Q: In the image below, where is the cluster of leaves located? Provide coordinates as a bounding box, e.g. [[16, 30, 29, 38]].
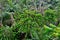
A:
[[0, 0, 60, 40], [44, 9, 57, 25], [0, 9, 60, 40]]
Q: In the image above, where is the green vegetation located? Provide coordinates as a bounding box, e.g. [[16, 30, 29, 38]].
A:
[[0, 0, 60, 40]]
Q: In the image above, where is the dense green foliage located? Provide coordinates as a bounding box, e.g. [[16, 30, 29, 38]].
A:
[[0, 9, 60, 40], [0, 0, 60, 40]]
